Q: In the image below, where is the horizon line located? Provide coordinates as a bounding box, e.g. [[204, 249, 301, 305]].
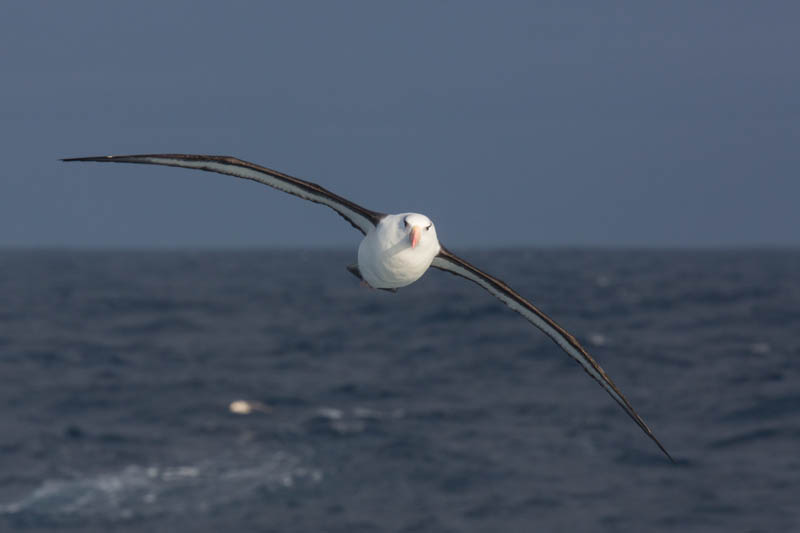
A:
[[1, 243, 798, 253]]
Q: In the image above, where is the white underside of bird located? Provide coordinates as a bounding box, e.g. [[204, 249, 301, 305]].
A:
[[357, 213, 440, 289]]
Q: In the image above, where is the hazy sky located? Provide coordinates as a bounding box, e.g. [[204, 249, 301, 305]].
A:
[[2, 1, 798, 248]]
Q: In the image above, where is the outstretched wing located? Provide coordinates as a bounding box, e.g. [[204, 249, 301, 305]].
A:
[[62, 154, 385, 235], [432, 246, 673, 462]]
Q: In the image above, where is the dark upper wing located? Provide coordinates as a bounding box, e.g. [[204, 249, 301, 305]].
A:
[[431, 246, 673, 462], [62, 154, 385, 234]]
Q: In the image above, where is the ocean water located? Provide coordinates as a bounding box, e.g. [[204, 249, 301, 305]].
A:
[[0, 248, 798, 532]]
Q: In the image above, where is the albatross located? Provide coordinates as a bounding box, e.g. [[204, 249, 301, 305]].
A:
[[63, 153, 673, 462]]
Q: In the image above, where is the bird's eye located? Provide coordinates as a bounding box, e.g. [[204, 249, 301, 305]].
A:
[[426, 224, 432, 231], [404, 219, 409, 228]]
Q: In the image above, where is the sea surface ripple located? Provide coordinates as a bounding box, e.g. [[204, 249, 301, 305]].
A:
[[1, 249, 798, 532]]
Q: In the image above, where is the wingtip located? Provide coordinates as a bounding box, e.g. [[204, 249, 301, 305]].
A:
[[648, 432, 675, 463], [663, 448, 677, 464], [62, 156, 110, 162], [659, 445, 676, 464]]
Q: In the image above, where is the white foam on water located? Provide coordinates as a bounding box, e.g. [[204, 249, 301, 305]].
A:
[[0, 450, 323, 520]]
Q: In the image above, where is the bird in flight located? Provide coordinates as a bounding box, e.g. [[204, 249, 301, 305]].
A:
[[63, 154, 673, 462]]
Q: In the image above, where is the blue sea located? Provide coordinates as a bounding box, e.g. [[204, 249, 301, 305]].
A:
[[1, 249, 798, 532]]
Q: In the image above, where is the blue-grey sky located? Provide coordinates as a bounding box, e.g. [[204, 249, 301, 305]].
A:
[[2, 1, 799, 248]]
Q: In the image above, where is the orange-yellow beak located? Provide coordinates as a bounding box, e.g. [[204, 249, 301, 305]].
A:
[[410, 225, 422, 248]]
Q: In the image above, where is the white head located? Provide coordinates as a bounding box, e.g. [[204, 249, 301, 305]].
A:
[[397, 212, 439, 255]]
